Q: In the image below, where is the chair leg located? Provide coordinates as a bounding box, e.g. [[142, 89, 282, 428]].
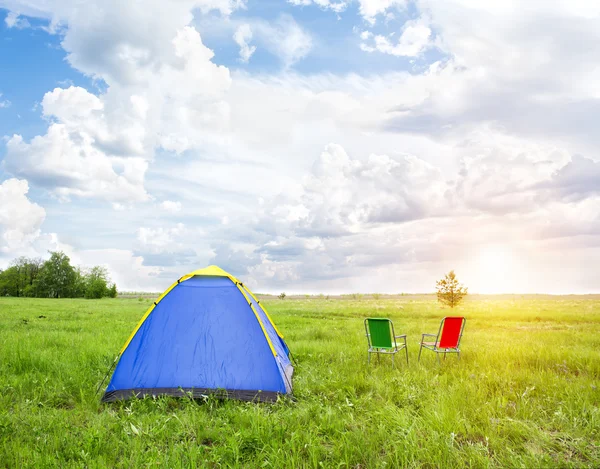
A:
[[444, 350, 447, 360], [391, 353, 394, 369], [405, 346, 409, 365], [418, 344, 423, 362], [368, 351, 371, 365]]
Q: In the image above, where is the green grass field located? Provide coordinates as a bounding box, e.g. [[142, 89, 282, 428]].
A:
[[1, 296, 599, 468]]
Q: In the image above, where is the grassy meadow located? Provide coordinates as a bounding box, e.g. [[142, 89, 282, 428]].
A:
[[0, 295, 599, 468]]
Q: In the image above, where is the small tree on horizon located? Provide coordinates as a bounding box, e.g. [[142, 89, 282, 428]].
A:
[[436, 270, 468, 308]]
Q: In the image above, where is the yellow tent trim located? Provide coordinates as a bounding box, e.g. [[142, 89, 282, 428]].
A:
[[117, 265, 278, 358], [234, 284, 277, 357], [241, 286, 284, 339]]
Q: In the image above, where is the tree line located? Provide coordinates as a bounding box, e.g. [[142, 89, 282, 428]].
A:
[[0, 251, 117, 299]]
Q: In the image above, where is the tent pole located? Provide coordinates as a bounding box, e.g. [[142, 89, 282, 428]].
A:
[[95, 355, 120, 396]]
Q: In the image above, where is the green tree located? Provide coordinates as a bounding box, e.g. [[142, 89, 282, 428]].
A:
[[0, 267, 19, 297], [436, 270, 468, 308], [34, 251, 77, 298], [0, 253, 118, 298], [72, 267, 88, 298], [11, 257, 44, 297], [84, 266, 110, 299]]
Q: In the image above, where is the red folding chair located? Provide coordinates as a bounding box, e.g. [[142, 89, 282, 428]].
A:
[[418, 317, 466, 363]]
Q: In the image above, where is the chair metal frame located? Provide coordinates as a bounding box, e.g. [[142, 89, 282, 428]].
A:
[[418, 316, 466, 363], [364, 318, 408, 368]]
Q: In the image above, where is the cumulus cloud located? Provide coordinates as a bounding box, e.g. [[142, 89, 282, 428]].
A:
[[15, 0, 240, 86], [159, 200, 183, 212], [134, 222, 211, 268], [4, 22, 232, 202], [360, 17, 431, 56], [233, 24, 256, 63], [0, 179, 46, 253], [137, 223, 187, 250], [291, 143, 446, 232], [3, 0, 600, 293], [358, 0, 407, 24], [5, 122, 150, 203], [540, 155, 600, 202], [204, 138, 600, 292]]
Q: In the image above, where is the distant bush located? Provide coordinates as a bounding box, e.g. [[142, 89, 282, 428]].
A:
[[278, 292, 286, 300]]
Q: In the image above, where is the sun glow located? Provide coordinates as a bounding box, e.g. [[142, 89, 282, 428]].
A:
[[470, 245, 518, 294]]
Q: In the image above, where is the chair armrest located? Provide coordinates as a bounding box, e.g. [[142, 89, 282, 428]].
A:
[[395, 334, 406, 338], [420, 333, 437, 344]]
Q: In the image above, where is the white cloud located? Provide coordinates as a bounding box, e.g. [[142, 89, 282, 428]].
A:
[[2, 0, 600, 294], [540, 155, 600, 202], [196, 14, 314, 68], [159, 200, 183, 212], [0, 179, 46, 253], [358, 0, 407, 24], [287, 0, 348, 13], [5, 123, 150, 203], [201, 136, 600, 292], [134, 222, 205, 268], [296, 143, 446, 230], [73, 248, 164, 292], [4, 23, 232, 202], [0, 93, 11, 108], [4, 11, 30, 28], [361, 17, 432, 57], [288, 0, 405, 21], [137, 223, 186, 249], [5, 0, 239, 86], [233, 24, 256, 63], [252, 15, 313, 68]]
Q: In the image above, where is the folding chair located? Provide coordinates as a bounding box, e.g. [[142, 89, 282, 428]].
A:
[[364, 318, 408, 367], [418, 316, 466, 363]]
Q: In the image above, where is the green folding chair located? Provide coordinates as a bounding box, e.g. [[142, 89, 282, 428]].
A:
[[364, 318, 408, 367]]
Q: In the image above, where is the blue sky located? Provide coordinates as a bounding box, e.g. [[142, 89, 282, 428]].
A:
[[0, 0, 599, 294]]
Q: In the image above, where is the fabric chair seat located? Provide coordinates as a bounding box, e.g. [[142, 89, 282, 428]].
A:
[[418, 317, 466, 363], [364, 318, 408, 367]]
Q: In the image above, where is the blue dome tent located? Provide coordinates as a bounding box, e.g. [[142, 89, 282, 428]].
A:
[[102, 266, 293, 402]]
